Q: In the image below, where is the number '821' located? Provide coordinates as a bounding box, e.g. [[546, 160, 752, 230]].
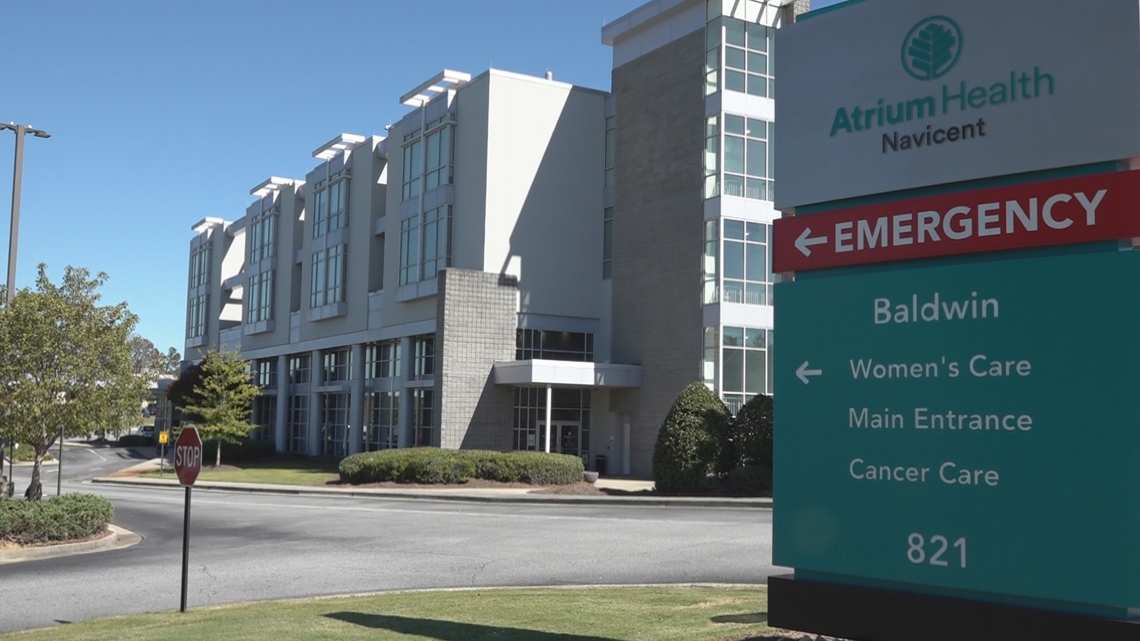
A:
[[908, 533, 966, 568]]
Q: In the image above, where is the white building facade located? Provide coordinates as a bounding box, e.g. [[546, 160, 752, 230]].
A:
[[184, 0, 806, 476]]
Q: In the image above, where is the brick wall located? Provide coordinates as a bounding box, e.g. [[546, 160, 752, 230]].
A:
[[610, 29, 706, 477], [435, 268, 517, 450]]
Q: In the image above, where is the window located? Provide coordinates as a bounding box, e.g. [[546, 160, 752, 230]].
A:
[[604, 116, 616, 188], [720, 326, 774, 413], [722, 219, 773, 305], [412, 389, 434, 446], [288, 353, 311, 385], [322, 348, 350, 383], [251, 396, 276, 442], [512, 387, 591, 459], [320, 392, 349, 457], [704, 115, 720, 199], [602, 207, 613, 280], [707, 15, 775, 98], [413, 335, 435, 379], [312, 171, 348, 238], [702, 220, 719, 304], [723, 115, 774, 201], [516, 330, 594, 362], [186, 294, 208, 339], [256, 360, 276, 388], [365, 340, 402, 379], [310, 244, 347, 308], [401, 139, 422, 200], [248, 211, 276, 264], [189, 246, 211, 288], [399, 206, 452, 285], [423, 126, 453, 191], [287, 395, 309, 453], [246, 270, 275, 324], [365, 391, 400, 451]]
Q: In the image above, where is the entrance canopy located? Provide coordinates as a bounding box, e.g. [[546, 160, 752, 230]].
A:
[[493, 360, 642, 388]]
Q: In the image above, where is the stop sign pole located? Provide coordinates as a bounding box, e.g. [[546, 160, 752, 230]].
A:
[[173, 426, 202, 613]]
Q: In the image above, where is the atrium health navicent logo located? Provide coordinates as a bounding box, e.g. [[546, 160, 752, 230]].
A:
[[902, 16, 962, 81]]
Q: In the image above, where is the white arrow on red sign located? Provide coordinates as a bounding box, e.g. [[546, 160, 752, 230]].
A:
[[795, 228, 828, 257]]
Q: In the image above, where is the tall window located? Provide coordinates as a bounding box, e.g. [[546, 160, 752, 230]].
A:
[[413, 335, 435, 380], [365, 391, 400, 451], [189, 246, 211, 288], [706, 14, 775, 97], [399, 206, 451, 285], [288, 353, 311, 385], [321, 392, 349, 457], [602, 207, 613, 280], [248, 211, 276, 264], [704, 115, 720, 199], [312, 170, 348, 238], [423, 126, 452, 191], [247, 270, 275, 324], [401, 134, 422, 201], [365, 340, 401, 379], [721, 326, 774, 413], [287, 395, 309, 453], [412, 389, 434, 446], [723, 115, 774, 201], [187, 294, 208, 339], [604, 116, 616, 188], [702, 220, 719, 304], [310, 244, 347, 308], [722, 219, 772, 305], [252, 396, 276, 442]]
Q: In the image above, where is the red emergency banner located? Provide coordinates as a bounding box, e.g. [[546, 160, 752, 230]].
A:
[[773, 170, 1140, 273]]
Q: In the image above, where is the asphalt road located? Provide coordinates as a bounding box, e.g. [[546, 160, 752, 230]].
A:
[[0, 445, 778, 634]]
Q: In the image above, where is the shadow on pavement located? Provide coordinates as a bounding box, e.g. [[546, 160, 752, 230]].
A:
[[324, 612, 623, 641]]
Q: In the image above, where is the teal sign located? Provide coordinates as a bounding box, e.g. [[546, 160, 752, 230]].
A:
[[903, 17, 963, 81], [773, 248, 1140, 610]]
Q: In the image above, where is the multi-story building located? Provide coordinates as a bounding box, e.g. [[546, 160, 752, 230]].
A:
[[183, 0, 807, 477]]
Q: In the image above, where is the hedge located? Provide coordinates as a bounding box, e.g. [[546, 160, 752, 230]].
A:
[[339, 448, 584, 486], [201, 437, 276, 463], [0, 493, 115, 545]]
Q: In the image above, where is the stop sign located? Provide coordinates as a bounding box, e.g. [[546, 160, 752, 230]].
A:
[[174, 427, 203, 486]]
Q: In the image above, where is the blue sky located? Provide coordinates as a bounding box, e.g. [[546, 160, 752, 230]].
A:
[[0, 0, 843, 354]]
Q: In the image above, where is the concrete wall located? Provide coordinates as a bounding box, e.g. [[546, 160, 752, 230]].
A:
[[610, 29, 707, 477], [435, 268, 517, 450]]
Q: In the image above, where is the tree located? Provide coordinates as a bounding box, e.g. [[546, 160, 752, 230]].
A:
[[128, 334, 162, 377], [166, 361, 205, 423], [0, 265, 147, 500], [162, 347, 182, 375], [180, 349, 259, 467], [652, 382, 729, 494]]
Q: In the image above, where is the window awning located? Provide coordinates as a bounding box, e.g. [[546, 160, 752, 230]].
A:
[[493, 360, 642, 388]]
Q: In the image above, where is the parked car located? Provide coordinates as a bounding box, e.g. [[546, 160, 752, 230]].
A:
[[137, 425, 156, 441]]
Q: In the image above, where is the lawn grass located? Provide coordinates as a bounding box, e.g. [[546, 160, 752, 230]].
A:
[[4, 586, 787, 641], [142, 457, 339, 487]]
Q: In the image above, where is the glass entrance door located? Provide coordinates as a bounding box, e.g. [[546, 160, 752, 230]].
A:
[[538, 422, 582, 459]]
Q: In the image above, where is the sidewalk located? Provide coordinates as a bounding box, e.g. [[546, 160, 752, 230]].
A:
[[92, 460, 772, 509]]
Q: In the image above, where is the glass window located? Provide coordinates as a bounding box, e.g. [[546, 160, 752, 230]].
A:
[[398, 206, 451, 286], [721, 219, 773, 306], [414, 335, 435, 379], [287, 395, 309, 454], [516, 330, 594, 362], [401, 140, 422, 201], [413, 389, 434, 446], [365, 391, 400, 451], [604, 116, 616, 188], [719, 326, 774, 405], [704, 115, 720, 199], [366, 340, 402, 379], [722, 112, 774, 201], [246, 270, 275, 324]]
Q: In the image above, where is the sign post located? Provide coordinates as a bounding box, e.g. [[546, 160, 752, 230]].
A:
[[173, 426, 201, 613]]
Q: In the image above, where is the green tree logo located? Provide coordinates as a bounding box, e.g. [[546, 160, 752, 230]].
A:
[[902, 16, 962, 81]]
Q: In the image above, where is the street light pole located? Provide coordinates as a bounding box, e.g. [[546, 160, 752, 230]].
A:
[[0, 122, 50, 304]]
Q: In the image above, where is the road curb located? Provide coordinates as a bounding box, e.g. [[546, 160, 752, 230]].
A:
[[91, 477, 772, 509], [0, 524, 141, 564]]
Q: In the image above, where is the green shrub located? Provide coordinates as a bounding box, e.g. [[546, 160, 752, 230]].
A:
[[652, 382, 729, 494], [339, 449, 584, 486], [201, 437, 275, 464], [731, 394, 773, 478], [0, 493, 114, 545], [723, 464, 771, 496]]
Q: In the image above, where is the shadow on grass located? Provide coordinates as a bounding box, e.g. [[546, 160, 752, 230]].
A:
[[325, 612, 623, 640], [711, 612, 768, 624]]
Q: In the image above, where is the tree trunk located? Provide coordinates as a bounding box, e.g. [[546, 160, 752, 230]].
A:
[[216, 439, 222, 468], [25, 449, 44, 501]]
